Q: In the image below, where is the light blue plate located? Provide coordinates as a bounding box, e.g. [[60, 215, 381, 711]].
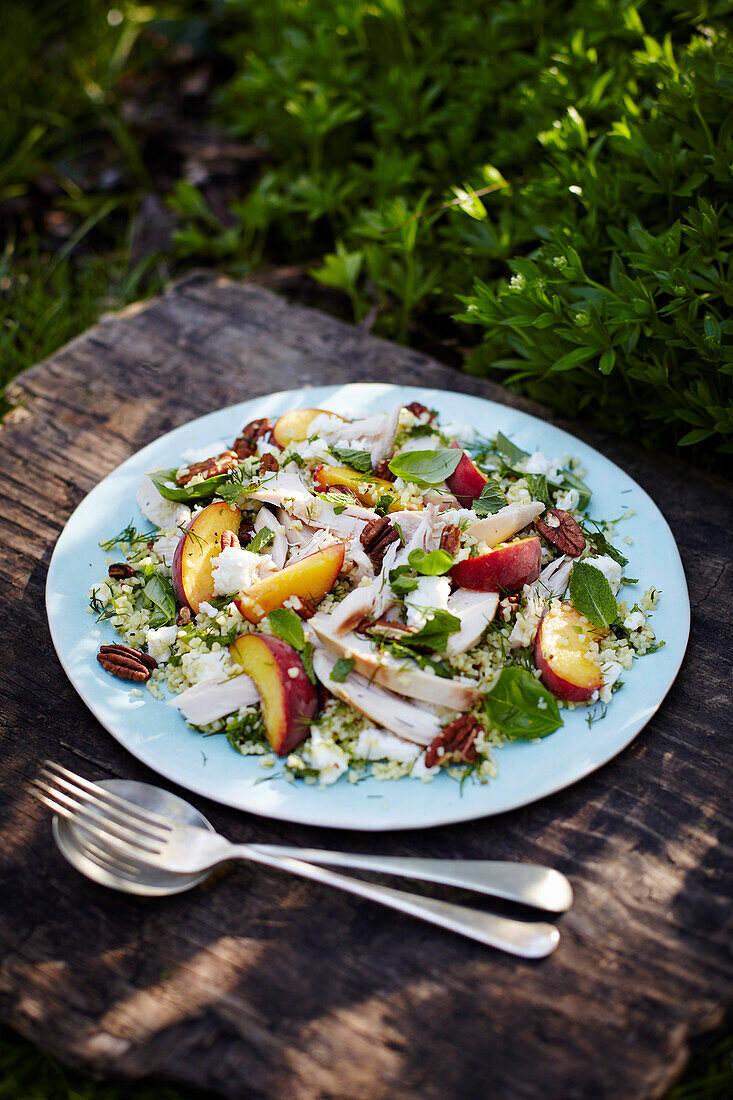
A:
[[45, 383, 689, 831]]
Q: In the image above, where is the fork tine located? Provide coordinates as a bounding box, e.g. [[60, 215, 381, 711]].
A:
[[82, 836, 142, 874], [39, 766, 168, 843], [42, 761, 173, 832], [30, 779, 162, 855], [82, 840, 142, 882], [30, 786, 132, 851]]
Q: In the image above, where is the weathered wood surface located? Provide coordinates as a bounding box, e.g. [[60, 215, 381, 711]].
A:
[[1, 272, 731, 1100]]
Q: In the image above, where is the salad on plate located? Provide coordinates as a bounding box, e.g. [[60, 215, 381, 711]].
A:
[[89, 400, 661, 789]]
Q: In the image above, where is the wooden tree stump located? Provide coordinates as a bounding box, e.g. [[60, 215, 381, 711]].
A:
[[0, 272, 730, 1099]]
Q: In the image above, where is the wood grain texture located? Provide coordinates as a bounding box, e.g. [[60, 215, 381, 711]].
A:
[[0, 272, 731, 1100]]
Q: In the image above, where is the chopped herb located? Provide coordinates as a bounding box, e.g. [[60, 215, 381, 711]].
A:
[[331, 446, 372, 473], [473, 479, 508, 516], [100, 521, 157, 551], [389, 565, 419, 595], [330, 657, 355, 682], [401, 609, 461, 652], [484, 667, 563, 740], [245, 527, 275, 554], [583, 520, 628, 567], [375, 492, 394, 516], [525, 473, 553, 508]]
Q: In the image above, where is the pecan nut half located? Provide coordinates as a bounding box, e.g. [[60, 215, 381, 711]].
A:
[[221, 529, 240, 551], [360, 516, 400, 568], [177, 606, 192, 626], [404, 401, 437, 423], [439, 524, 461, 557], [535, 508, 586, 557], [290, 596, 317, 620], [97, 644, 158, 682], [233, 417, 272, 459], [108, 562, 135, 579], [425, 715, 482, 769], [176, 450, 239, 487], [259, 453, 279, 476]]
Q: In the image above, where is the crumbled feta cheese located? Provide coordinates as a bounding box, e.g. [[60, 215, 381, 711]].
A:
[[555, 488, 580, 512], [180, 648, 232, 686], [211, 547, 262, 596], [354, 727, 421, 763], [287, 667, 300, 679], [410, 752, 437, 781], [600, 657, 624, 688], [405, 575, 451, 630], [584, 554, 623, 594], [146, 625, 178, 661], [306, 731, 349, 785], [153, 533, 181, 568], [136, 473, 191, 532], [197, 601, 220, 619], [523, 450, 561, 481], [623, 610, 646, 631]]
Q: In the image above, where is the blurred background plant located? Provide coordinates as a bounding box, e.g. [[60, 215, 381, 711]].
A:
[[1, 0, 730, 453]]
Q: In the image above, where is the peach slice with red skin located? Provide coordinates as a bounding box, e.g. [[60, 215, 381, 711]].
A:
[[271, 408, 346, 450], [312, 464, 400, 511], [234, 541, 345, 623], [172, 501, 241, 613], [451, 536, 542, 592], [229, 634, 317, 755], [445, 442, 488, 507], [534, 603, 604, 702]]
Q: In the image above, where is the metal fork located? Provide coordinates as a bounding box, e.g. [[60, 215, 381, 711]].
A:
[[31, 762, 567, 957]]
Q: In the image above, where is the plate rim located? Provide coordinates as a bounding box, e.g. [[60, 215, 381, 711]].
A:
[[45, 382, 690, 831]]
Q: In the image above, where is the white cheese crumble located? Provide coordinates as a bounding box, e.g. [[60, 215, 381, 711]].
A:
[[354, 727, 421, 763], [136, 474, 191, 532], [555, 487, 580, 512], [152, 533, 181, 569], [211, 547, 262, 596], [306, 730, 349, 785], [522, 450, 561, 481], [623, 610, 646, 631], [405, 575, 451, 630], [180, 648, 232, 686], [146, 625, 178, 661], [585, 554, 623, 595]]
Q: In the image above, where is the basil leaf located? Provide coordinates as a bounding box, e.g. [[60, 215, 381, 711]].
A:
[[331, 447, 373, 473], [388, 448, 462, 487], [142, 573, 176, 627], [150, 468, 233, 503], [245, 527, 275, 554], [408, 547, 454, 575], [559, 469, 592, 511], [473, 480, 508, 516], [402, 609, 461, 652], [330, 657, 355, 682], [484, 667, 562, 740], [494, 432, 529, 465], [525, 473, 553, 508], [389, 565, 419, 595], [267, 608, 305, 651], [568, 562, 618, 630]]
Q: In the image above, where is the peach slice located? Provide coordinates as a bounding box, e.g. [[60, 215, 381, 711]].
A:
[[451, 536, 542, 591], [534, 603, 603, 702], [229, 634, 317, 754], [172, 501, 241, 613], [313, 464, 400, 511], [271, 408, 345, 449], [235, 541, 345, 623], [445, 443, 488, 507]]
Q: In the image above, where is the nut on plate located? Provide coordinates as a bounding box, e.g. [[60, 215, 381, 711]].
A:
[[360, 516, 400, 568], [233, 417, 272, 459], [404, 401, 436, 423], [176, 450, 239, 487], [97, 644, 158, 682], [440, 524, 461, 556], [425, 715, 483, 768], [108, 562, 135, 579], [535, 508, 586, 557]]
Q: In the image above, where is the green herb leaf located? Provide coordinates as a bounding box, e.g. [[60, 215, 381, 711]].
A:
[[559, 470, 592, 511], [525, 473, 553, 508], [100, 521, 157, 551], [388, 448, 462, 487], [389, 565, 419, 595], [300, 641, 316, 685], [408, 547, 454, 575], [494, 432, 529, 465], [267, 608, 305, 651], [473, 479, 508, 516], [583, 522, 628, 567], [149, 468, 234, 503], [331, 447, 373, 473], [245, 527, 275, 554], [330, 656, 355, 682], [402, 609, 461, 652], [375, 493, 394, 517], [484, 667, 562, 740], [568, 562, 618, 630], [141, 572, 176, 627]]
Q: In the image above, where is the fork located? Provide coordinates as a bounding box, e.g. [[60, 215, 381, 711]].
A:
[[31, 761, 568, 956]]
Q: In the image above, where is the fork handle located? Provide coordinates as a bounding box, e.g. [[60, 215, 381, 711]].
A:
[[248, 846, 573, 913], [229, 846, 559, 958]]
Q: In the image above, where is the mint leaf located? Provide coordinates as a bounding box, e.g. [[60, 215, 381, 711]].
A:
[[402, 609, 461, 652], [494, 432, 529, 465], [525, 473, 553, 508], [408, 547, 454, 575], [583, 522, 628, 567], [484, 667, 562, 740], [389, 565, 419, 595], [330, 657, 355, 682], [331, 447, 373, 473], [267, 608, 305, 651], [568, 562, 618, 630], [245, 527, 275, 554], [473, 480, 508, 516], [388, 448, 462, 487]]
